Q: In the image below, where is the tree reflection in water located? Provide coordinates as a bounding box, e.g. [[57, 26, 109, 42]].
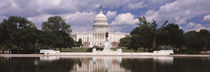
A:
[[0, 56, 210, 72], [120, 57, 210, 72], [0, 57, 80, 72]]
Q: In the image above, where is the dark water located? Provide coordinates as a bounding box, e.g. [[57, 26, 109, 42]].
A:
[[0, 56, 210, 72]]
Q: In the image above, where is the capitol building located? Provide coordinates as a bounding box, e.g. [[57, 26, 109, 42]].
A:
[[71, 6, 129, 48]]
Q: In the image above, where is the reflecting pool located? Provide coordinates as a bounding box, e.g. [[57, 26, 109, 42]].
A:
[[0, 56, 210, 72]]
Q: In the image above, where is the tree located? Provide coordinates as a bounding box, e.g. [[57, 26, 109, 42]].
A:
[[129, 27, 142, 51], [36, 30, 56, 49], [0, 16, 38, 53], [0, 23, 4, 51], [0, 17, 18, 52], [119, 37, 131, 48], [130, 16, 159, 51], [183, 29, 210, 53], [157, 23, 184, 53], [75, 39, 82, 47], [160, 24, 184, 47], [199, 29, 210, 51], [208, 31, 210, 51], [42, 16, 71, 33], [129, 16, 185, 52], [41, 16, 74, 51]]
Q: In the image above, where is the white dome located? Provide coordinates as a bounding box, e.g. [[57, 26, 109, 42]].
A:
[[96, 12, 106, 17], [92, 5, 110, 33], [94, 6, 108, 25], [95, 13, 107, 21], [94, 13, 108, 25]]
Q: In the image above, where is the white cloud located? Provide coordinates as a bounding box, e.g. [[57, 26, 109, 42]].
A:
[[1, 0, 209, 33], [110, 24, 136, 33], [0, 0, 99, 17], [110, 26, 122, 32], [111, 13, 138, 25], [27, 14, 53, 29], [0, 0, 137, 17], [203, 14, 210, 21], [102, 0, 130, 8], [0, 0, 173, 18], [144, 10, 159, 22], [145, 0, 210, 25], [127, 2, 144, 9], [106, 11, 117, 20], [28, 11, 96, 32], [62, 11, 96, 32], [110, 13, 138, 32], [0, 16, 7, 22], [186, 22, 210, 31]]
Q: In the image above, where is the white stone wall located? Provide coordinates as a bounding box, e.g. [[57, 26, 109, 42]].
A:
[[71, 32, 129, 48]]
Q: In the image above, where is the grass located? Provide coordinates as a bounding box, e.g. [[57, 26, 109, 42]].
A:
[[122, 48, 144, 52], [55, 48, 144, 52], [56, 48, 88, 52]]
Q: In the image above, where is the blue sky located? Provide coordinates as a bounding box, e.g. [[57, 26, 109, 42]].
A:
[[0, 0, 210, 33]]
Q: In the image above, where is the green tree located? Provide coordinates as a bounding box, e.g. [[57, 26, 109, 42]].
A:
[[130, 16, 159, 51], [119, 37, 132, 48], [208, 31, 210, 51], [36, 30, 56, 49], [0, 16, 38, 53], [42, 16, 71, 33], [158, 23, 184, 53], [160, 24, 184, 47], [129, 16, 184, 52], [0, 17, 18, 52], [41, 16, 74, 51], [184, 31, 200, 53], [199, 29, 209, 51], [75, 39, 82, 47], [0, 23, 4, 51], [183, 29, 210, 53]]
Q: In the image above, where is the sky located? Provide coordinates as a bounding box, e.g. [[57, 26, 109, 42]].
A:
[[0, 0, 210, 33]]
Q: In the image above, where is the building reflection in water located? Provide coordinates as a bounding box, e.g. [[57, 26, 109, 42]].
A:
[[71, 56, 130, 72], [38, 56, 174, 72], [40, 56, 60, 61], [153, 56, 174, 64]]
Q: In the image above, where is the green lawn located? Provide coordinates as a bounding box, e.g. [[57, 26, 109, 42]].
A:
[[56, 48, 144, 52], [56, 48, 88, 52], [122, 48, 144, 52]]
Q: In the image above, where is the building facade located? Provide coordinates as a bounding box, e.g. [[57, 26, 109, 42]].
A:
[[71, 6, 129, 48]]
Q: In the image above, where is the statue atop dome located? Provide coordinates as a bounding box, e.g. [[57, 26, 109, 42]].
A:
[[99, 5, 103, 14]]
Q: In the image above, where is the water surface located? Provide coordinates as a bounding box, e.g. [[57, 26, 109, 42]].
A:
[[0, 56, 209, 72]]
